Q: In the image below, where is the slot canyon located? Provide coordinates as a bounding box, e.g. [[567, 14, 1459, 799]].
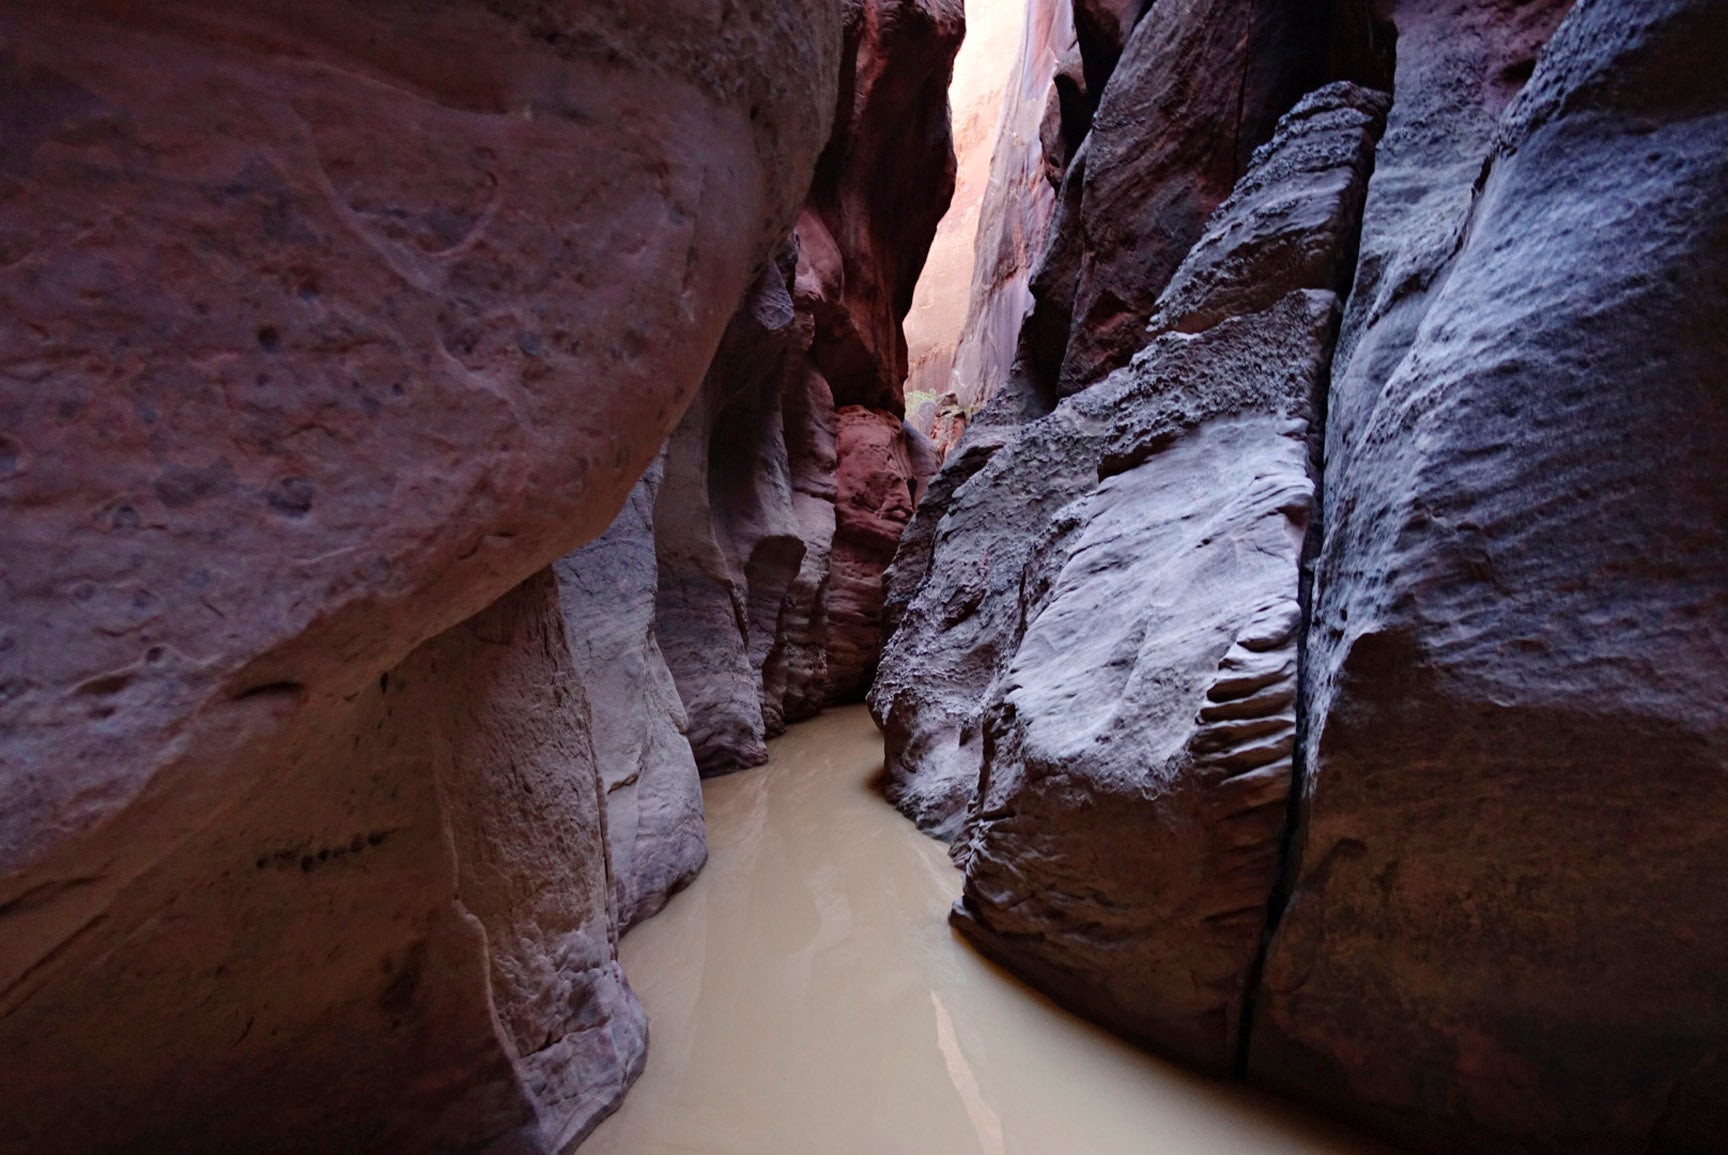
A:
[[0, 1, 1723, 1153]]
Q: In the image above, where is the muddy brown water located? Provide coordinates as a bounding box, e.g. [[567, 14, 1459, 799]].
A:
[[584, 705, 1394, 1155]]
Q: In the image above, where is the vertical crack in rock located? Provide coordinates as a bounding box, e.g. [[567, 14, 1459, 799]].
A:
[[1247, 2, 1728, 1151], [872, 0, 1334, 841], [900, 81, 1388, 1072]]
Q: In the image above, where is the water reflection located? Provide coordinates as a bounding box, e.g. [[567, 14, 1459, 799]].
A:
[[583, 706, 1393, 1155]]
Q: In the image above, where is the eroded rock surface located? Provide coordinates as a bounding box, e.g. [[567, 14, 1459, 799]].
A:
[[882, 0, 1728, 1150], [1054, 0, 1325, 393], [556, 464, 706, 931], [948, 84, 1386, 1073], [903, 0, 1029, 415], [655, 254, 808, 775], [1250, 2, 1728, 1151], [651, 0, 964, 746], [925, 0, 1074, 454], [0, 2, 840, 1149], [805, 0, 966, 413], [824, 407, 935, 704], [5, 572, 649, 1154]]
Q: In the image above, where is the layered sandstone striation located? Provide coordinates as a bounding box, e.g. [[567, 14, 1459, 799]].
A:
[[1249, 1, 1728, 1150], [0, 2, 841, 1150], [877, 0, 1728, 1151], [947, 84, 1387, 1072]]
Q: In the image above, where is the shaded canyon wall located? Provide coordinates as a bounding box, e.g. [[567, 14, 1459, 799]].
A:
[[0, 0, 957, 1150], [873, 0, 1728, 1151]]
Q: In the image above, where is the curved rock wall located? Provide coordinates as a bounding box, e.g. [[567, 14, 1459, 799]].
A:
[[902, 0, 1030, 421], [948, 83, 1387, 1073], [0, 2, 841, 1149], [1250, 1, 1728, 1150], [875, 0, 1728, 1150], [609, 0, 961, 782]]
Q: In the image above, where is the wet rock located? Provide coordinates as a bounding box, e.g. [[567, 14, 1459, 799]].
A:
[[556, 463, 706, 931], [1249, 2, 1728, 1150], [0, 3, 840, 1149]]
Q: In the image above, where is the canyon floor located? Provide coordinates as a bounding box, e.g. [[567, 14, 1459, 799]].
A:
[[584, 706, 1397, 1155]]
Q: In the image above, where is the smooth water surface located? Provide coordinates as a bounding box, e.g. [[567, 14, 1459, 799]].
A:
[[584, 706, 1394, 1155]]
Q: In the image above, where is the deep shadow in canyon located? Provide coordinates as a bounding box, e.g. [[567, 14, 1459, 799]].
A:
[[0, 1, 1724, 1154]]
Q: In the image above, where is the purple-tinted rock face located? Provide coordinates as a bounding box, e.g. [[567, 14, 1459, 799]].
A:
[[878, 0, 1728, 1150], [947, 83, 1387, 1074], [639, 0, 964, 771], [7, 1, 1727, 1153], [0, 2, 841, 1150], [1251, 2, 1728, 1150]]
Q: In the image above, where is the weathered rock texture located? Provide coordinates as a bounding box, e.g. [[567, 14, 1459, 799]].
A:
[[0, 2, 840, 1150], [823, 406, 936, 703], [641, 0, 963, 764], [878, 0, 1728, 1151], [1249, 2, 1728, 1151], [655, 253, 809, 775], [555, 464, 706, 931], [948, 83, 1386, 1073], [804, 0, 965, 414], [875, 0, 1339, 839], [1052, 0, 1327, 394]]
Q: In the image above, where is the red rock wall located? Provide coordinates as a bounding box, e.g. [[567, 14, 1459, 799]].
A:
[[631, 0, 966, 761], [0, 2, 841, 1149]]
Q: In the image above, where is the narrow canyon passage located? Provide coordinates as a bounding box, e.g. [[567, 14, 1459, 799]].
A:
[[585, 707, 1392, 1155]]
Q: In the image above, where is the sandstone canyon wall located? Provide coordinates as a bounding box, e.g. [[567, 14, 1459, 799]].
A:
[[902, 0, 1028, 425], [875, 0, 1728, 1151], [0, 0, 960, 1150], [618, 0, 962, 781], [918, 0, 1073, 454]]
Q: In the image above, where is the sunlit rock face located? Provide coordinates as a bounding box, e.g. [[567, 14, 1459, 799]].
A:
[[0, 1, 839, 1149], [902, 0, 1031, 426], [925, 0, 1075, 455], [1250, 2, 1728, 1151]]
